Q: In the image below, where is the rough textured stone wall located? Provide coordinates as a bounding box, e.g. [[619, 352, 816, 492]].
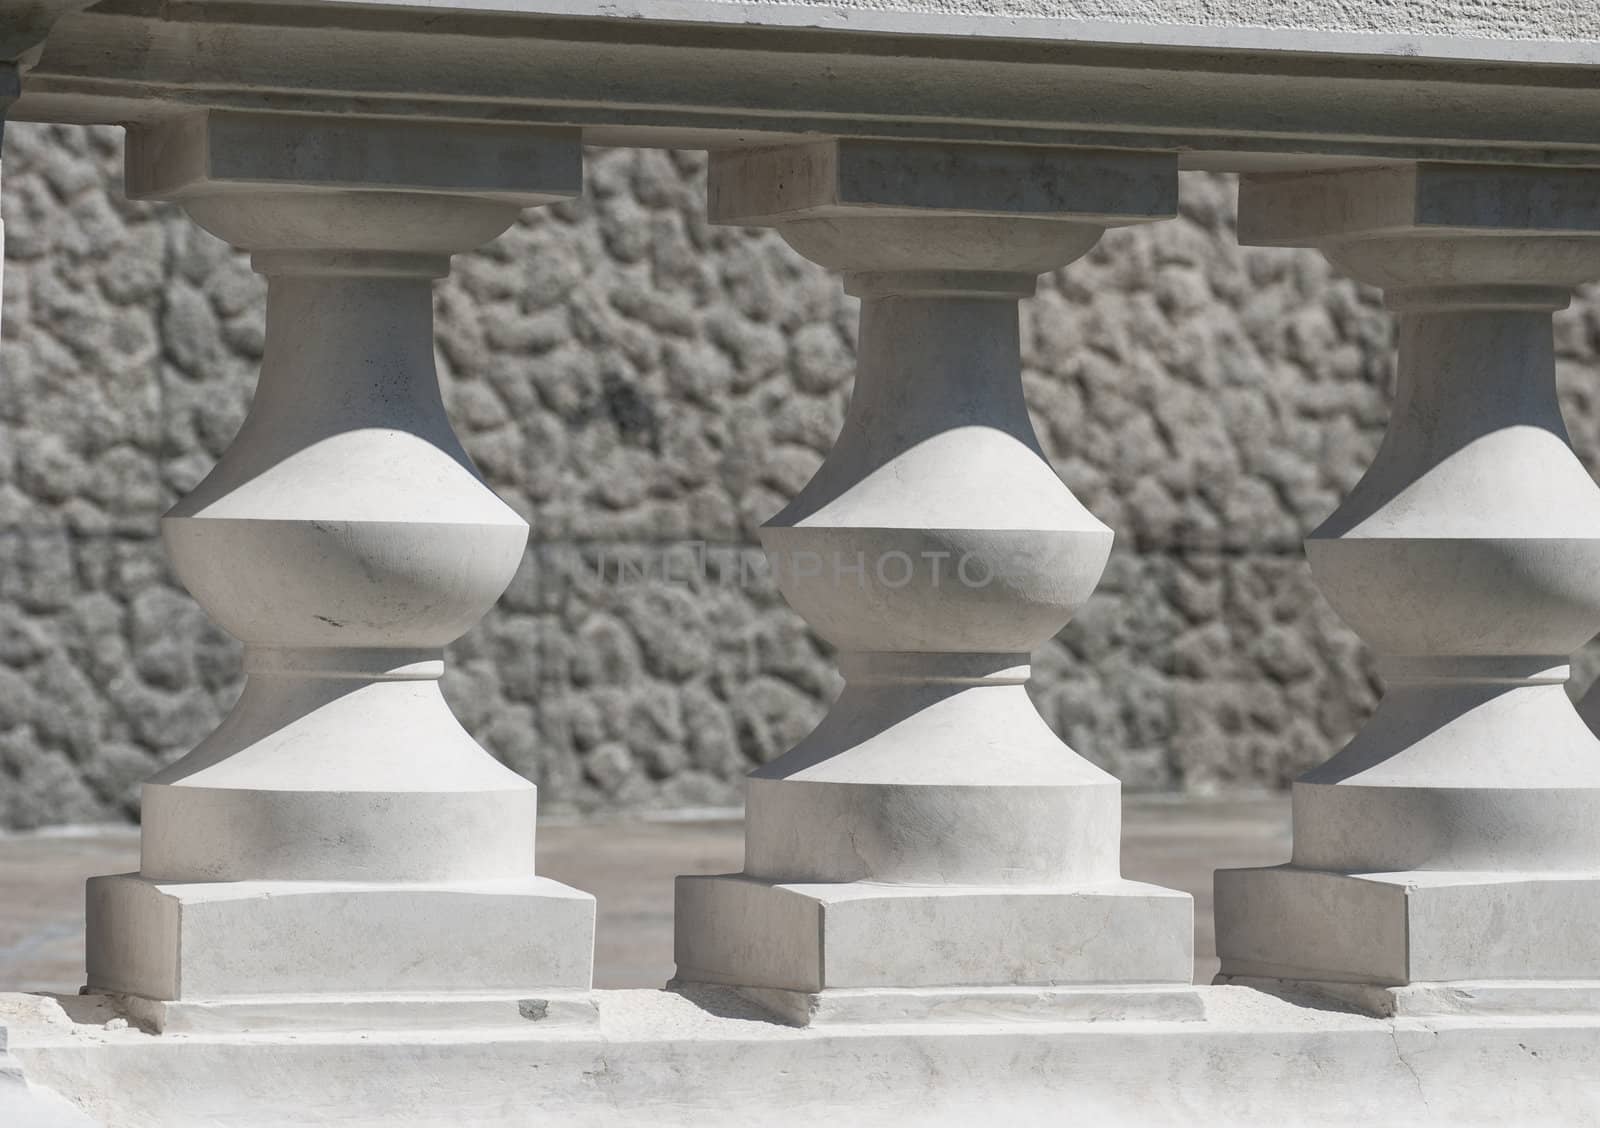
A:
[[4, 121, 1599, 828]]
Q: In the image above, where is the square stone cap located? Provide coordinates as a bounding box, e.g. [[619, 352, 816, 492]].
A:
[[1239, 163, 1600, 246], [709, 139, 1177, 226], [124, 109, 582, 205], [0, 0, 95, 61]]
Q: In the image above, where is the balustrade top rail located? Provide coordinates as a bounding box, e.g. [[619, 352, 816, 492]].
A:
[[9, 0, 1600, 166]]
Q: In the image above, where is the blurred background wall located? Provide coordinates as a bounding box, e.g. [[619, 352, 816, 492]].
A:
[[4, 121, 1600, 828]]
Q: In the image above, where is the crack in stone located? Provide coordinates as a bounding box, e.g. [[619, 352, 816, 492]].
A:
[[1388, 1024, 1431, 1112]]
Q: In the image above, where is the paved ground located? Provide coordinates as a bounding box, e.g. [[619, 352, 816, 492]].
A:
[[0, 797, 1290, 991]]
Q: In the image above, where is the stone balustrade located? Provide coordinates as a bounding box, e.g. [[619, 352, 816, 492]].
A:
[[4, 1, 1600, 1124]]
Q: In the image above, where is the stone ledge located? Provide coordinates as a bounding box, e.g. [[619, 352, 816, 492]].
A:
[[7, 987, 1600, 1126], [110, 990, 601, 1036], [1218, 975, 1600, 1020], [679, 981, 1204, 1026]]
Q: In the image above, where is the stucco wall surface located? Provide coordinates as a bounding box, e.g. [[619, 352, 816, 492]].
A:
[[742, 0, 1591, 38], [349, 0, 1600, 65], [3, 121, 1599, 828]]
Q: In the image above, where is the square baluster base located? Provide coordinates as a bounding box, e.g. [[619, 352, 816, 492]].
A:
[[673, 873, 1197, 1025], [86, 872, 596, 1032], [1215, 865, 1600, 1015]]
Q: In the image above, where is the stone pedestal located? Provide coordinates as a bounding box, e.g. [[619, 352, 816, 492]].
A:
[[1215, 164, 1600, 1015], [674, 140, 1197, 1024], [83, 110, 595, 1031]]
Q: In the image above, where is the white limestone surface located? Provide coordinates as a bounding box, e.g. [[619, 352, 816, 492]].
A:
[[6, 987, 1600, 1126], [0, 1024, 94, 1128]]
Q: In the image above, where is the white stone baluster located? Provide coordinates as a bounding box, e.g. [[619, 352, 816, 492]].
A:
[[85, 111, 595, 1032], [1216, 164, 1600, 1015], [675, 140, 1198, 1025]]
